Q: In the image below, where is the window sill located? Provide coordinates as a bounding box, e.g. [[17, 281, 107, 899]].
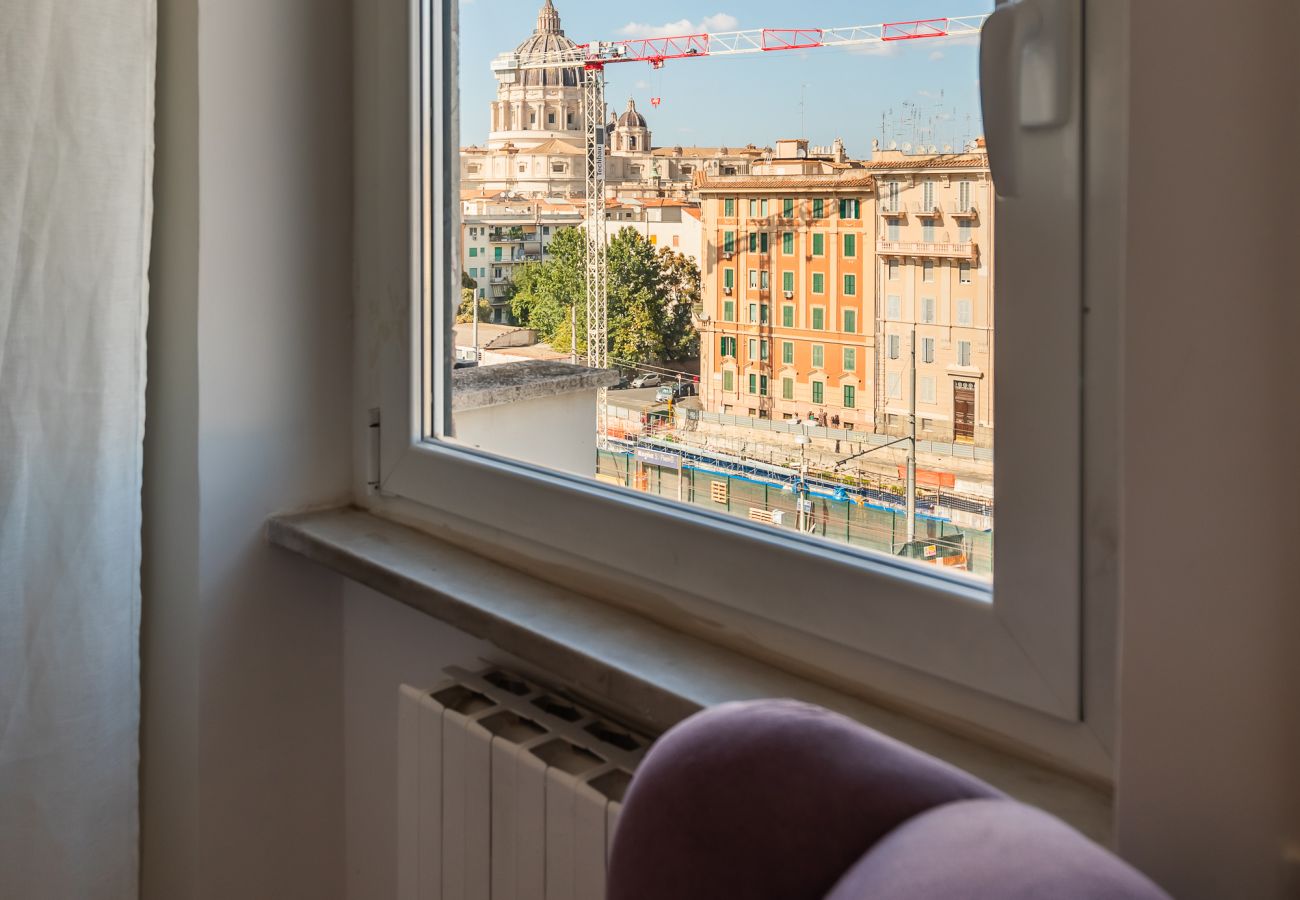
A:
[[451, 359, 621, 412], [266, 506, 1111, 844]]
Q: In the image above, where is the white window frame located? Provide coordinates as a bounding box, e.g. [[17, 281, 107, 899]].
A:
[[359, 0, 1124, 773]]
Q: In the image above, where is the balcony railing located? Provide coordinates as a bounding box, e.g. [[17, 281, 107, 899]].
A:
[[947, 201, 979, 218], [908, 200, 943, 217], [876, 239, 978, 260], [880, 204, 906, 218]]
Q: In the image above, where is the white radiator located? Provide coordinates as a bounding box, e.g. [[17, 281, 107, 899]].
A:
[[398, 666, 649, 900]]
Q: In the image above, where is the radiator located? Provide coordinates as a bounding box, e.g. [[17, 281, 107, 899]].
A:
[[398, 666, 650, 900]]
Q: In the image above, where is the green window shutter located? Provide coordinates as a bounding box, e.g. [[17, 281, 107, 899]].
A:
[[844, 347, 856, 371], [783, 198, 794, 217], [843, 233, 856, 257], [782, 341, 794, 364], [749, 303, 758, 322], [760, 375, 768, 396], [749, 232, 757, 252], [723, 370, 734, 391], [494, 247, 502, 260], [723, 300, 734, 321], [781, 305, 794, 328], [782, 378, 794, 400], [749, 199, 757, 216], [724, 268, 734, 288], [761, 340, 769, 360], [812, 233, 824, 256], [844, 309, 857, 333], [724, 231, 735, 253], [812, 308, 825, 330], [844, 385, 856, 408], [469, 247, 477, 257], [812, 344, 824, 368], [812, 273, 824, 294], [760, 233, 769, 253], [782, 232, 794, 254], [748, 373, 757, 394], [844, 274, 856, 296], [760, 304, 769, 324], [782, 271, 794, 292], [812, 381, 824, 404], [724, 198, 735, 217], [813, 199, 824, 218]]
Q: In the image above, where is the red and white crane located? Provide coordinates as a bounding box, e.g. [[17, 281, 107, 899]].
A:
[[490, 14, 989, 427]]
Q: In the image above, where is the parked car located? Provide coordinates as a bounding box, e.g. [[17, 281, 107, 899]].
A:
[[654, 384, 679, 402], [630, 373, 662, 388]]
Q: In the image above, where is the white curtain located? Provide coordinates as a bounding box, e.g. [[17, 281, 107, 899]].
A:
[[0, 1, 155, 897]]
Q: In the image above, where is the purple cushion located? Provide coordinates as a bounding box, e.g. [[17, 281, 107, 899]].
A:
[[607, 700, 1001, 900], [608, 700, 1169, 900], [825, 798, 1168, 899]]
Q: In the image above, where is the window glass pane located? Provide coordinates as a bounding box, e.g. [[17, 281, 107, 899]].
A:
[[449, 0, 998, 582]]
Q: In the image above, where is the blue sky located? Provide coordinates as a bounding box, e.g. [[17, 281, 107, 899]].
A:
[[458, 0, 994, 155]]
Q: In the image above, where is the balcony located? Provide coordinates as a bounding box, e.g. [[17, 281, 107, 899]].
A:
[[879, 204, 907, 218], [908, 200, 943, 217], [876, 239, 978, 260], [947, 201, 979, 218]]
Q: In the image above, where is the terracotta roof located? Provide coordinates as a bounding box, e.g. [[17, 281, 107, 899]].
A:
[[861, 154, 988, 171], [696, 173, 876, 192], [682, 207, 702, 221]]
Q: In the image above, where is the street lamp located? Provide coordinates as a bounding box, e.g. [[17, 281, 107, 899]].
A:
[[795, 434, 811, 533]]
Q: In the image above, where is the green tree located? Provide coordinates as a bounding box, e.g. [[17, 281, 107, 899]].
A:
[[505, 226, 700, 365], [457, 270, 491, 324]]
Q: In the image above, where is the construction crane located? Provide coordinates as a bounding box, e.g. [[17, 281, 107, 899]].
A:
[[490, 14, 990, 442]]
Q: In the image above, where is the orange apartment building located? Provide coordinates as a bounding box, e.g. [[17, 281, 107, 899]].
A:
[[698, 140, 994, 446], [698, 140, 878, 428]]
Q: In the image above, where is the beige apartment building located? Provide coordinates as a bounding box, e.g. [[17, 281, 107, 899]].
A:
[[697, 140, 995, 446]]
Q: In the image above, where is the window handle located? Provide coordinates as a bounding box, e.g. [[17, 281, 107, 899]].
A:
[[980, 0, 1076, 197]]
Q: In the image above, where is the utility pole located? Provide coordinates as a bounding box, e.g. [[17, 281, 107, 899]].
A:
[[472, 284, 480, 364], [569, 304, 577, 364], [906, 326, 917, 543]]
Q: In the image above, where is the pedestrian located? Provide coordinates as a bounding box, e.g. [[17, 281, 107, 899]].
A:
[[831, 414, 840, 427]]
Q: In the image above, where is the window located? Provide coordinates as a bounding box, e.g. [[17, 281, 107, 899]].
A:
[[760, 233, 769, 254], [761, 339, 769, 361], [723, 231, 735, 253], [724, 268, 735, 289], [919, 376, 937, 404], [723, 369, 735, 391], [748, 302, 758, 323], [782, 271, 794, 293], [749, 199, 757, 217], [923, 260, 936, 283], [748, 373, 757, 394], [782, 232, 794, 255], [781, 305, 794, 328], [812, 273, 824, 295], [887, 372, 902, 399], [811, 307, 825, 330], [760, 271, 769, 290], [811, 381, 824, 404], [811, 344, 824, 369], [468, 247, 478, 257], [812, 198, 824, 218], [957, 340, 973, 367], [749, 270, 757, 289], [723, 299, 735, 322], [759, 375, 768, 396], [843, 309, 857, 333], [494, 246, 502, 260], [782, 341, 794, 365], [956, 299, 972, 326], [749, 232, 757, 253], [760, 199, 769, 217], [839, 198, 860, 219], [922, 220, 936, 242], [959, 221, 973, 243], [782, 377, 794, 400], [922, 337, 935, 364], [922, 297, 936, 324], [958, 180, 973, 212], [843, 274, 857, 296], [888, 220, 901, 241], [812, 233, 825, 256], [888, 334, 900, 359], [843, 233, 856, 257], [922, 179, 936, 211], [843, 385, 856, 408], [960, 262, 972, 284], [783, 198, 794, 217], [843, 347, 856, 371], [748, 338, 757, 359], [720, 336, 737, 357], [392, 0, 1095, 746], [724, 198, 736, 217], [888, 259, 900, 280]]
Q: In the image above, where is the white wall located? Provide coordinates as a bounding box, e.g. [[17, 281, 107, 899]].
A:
[[1114, 2, 1300, 897], [143, 0, 355, 896]]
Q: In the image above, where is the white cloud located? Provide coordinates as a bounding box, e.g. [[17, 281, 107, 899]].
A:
[[618, 13, 739, 39]]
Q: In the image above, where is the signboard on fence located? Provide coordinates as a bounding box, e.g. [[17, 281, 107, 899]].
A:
[[635, 447, 682, 469]]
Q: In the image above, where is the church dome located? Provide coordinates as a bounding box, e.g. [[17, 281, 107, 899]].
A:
[[616, 98, 647, 129], [513, 1, 581, 87]]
